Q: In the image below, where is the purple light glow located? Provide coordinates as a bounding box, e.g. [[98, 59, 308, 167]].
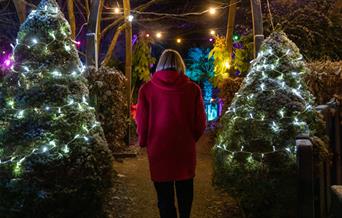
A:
[[4, 59, 11, 67], [209, 38, 214, 42]]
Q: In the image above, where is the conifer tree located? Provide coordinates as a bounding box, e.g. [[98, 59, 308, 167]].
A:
[[214, 31, 329, 217], [0, 0, 113, 216]]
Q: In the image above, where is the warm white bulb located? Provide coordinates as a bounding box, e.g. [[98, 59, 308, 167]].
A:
[[208, 7, 216, 15], [210, 30, 216, 35], [156, 32, 162, 38], [114, 7, 120, 14]]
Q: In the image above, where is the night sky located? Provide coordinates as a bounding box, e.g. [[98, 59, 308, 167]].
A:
[[0, 0, 303, 63]]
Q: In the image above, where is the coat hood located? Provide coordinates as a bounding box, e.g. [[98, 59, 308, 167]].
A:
[[151, 70, 189, 90]]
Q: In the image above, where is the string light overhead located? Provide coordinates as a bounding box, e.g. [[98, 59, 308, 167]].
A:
[[156, 32, 162, 39], [114, 7, 120, 14], [208, 7, 217, 15]]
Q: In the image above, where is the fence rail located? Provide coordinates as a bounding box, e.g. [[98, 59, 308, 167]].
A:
[[297, 100, 341, 218]]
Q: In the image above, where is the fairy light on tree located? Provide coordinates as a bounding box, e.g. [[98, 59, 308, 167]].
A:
[[213, 31, 329, 217], [0, 0, 113, 216]]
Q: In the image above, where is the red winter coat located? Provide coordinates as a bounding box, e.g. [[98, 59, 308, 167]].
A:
[[136, 70, 206, 182]]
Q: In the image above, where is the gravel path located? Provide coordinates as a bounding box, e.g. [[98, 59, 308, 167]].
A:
[[110, 133, 242, 218]]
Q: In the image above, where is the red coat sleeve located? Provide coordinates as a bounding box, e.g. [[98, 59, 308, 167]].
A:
[[193, 86, 206, 142], [136, 86, 149, 147]]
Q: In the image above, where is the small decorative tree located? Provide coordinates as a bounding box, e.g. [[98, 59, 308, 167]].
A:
[[214, 31, 329, 217], [209, 36, 231, 88], [0, 0, 113, 217], [132, 34, 156, 101], [186, 47, 214, 83]]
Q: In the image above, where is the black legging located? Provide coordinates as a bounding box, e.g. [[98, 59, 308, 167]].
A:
[[153, 179, 194, 218]]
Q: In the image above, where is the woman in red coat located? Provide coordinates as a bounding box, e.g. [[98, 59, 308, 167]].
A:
[[136, 49, 206, 218]]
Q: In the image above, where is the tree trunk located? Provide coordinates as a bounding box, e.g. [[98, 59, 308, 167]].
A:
[[123, 0, 132, 145], [226, 0, 238, 64], [12, 0, 26, 24], [86, 0, 103, 68], [332, 0, 342, 14], [102, 24, 126, 66], [250, 0, 264, 58], [67, 0, 76, 39]]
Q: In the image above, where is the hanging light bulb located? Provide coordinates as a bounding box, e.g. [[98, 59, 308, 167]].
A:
[[114, 7, 120, 14], [208, 7, 216, 15], [156, 32, 162, 39]]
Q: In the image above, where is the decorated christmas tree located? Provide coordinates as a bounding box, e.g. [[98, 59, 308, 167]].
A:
[[0, 0, 113, 217], [214, 31, 329, 217]]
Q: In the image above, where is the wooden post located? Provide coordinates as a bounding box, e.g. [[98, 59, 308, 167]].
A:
[[296, 136, 315, 218], [226, 0, 238, 64], [250, 0, 264, 58], [333, 107, 342, 185], [317, 105, 332, 217], [330, 186, 342, 218], [123, 0, 132, 145]]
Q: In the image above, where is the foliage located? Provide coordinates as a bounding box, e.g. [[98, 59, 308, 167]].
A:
[[268, 0, 342, 60], [209, 36, 231, 88], [232, 34, 254, 76], [0, 0, 113, 217], [213, 31, 329, 217], [218, 77, 243, 113], [132, 34, 156, 101], [305, 61, 342, 104], [85, 66, 128, 152], [185, 47, 214, 83]]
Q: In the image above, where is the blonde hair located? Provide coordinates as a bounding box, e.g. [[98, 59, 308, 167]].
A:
[[156, 49, 186, 74]]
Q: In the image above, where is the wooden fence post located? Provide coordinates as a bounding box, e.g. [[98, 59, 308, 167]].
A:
[[332, 106, 341, 185], [297, 136, 315, 218], [317, 105, 332, 216]]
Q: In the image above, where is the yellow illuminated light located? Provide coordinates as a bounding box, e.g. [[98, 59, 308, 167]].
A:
[[210, 30, 216, 36], [156, 32, 162, 38], [176, 38, 182, 43], [224, 60, 231, 69], [209, 7, 216, 15], [114, 7, 120, 14]]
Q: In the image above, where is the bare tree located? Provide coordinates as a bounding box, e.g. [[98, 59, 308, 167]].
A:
[[67, 0, 76, 39], [12, 0, 26, 23]]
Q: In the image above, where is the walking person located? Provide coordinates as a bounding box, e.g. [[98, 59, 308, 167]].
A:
[[136, 49, 206, 218]]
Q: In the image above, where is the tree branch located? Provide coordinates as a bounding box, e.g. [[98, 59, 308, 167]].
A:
[[102, 23, 126, 66], [100, 0, 162, 39]]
